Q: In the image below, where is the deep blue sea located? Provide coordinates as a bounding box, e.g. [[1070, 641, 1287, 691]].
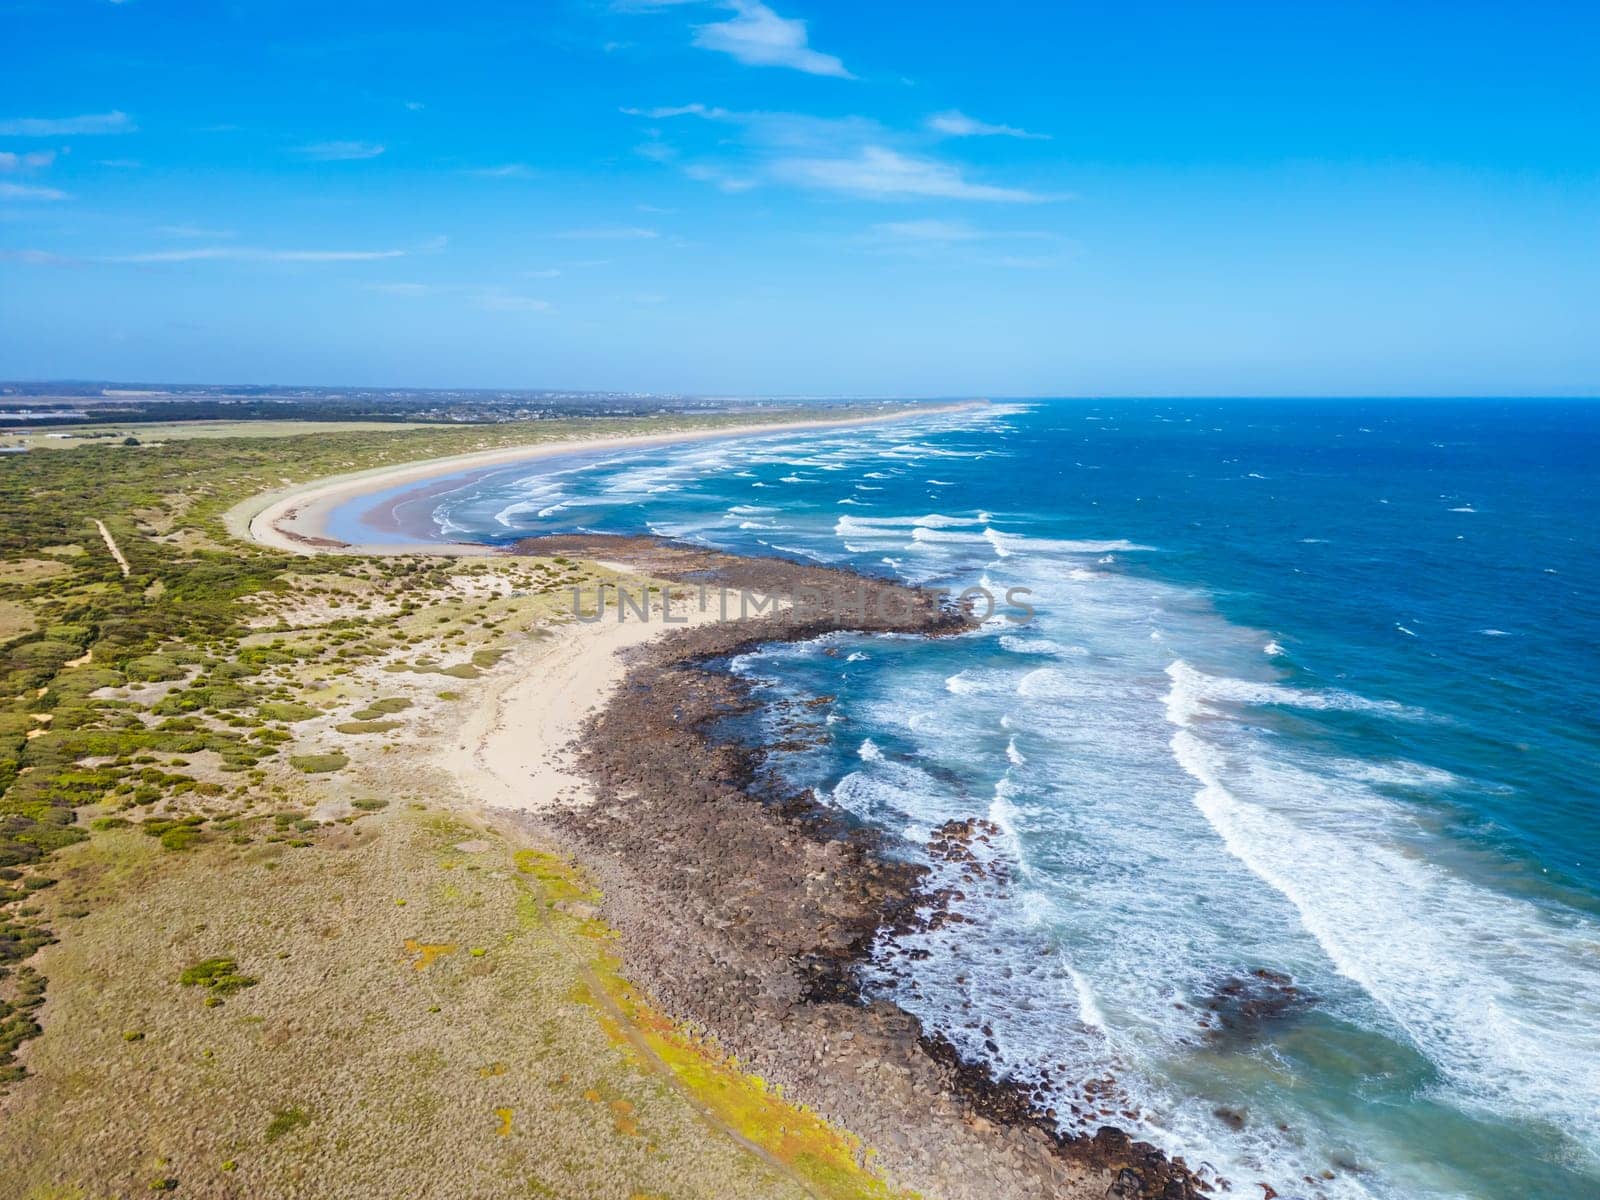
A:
[[334, 400, 1600, 1199]]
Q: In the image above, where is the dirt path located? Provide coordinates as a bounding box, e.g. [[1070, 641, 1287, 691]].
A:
[[92, 518, 130, 578]]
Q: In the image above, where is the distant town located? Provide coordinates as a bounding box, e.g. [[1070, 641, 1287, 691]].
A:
[[0, 380, 904, 431]]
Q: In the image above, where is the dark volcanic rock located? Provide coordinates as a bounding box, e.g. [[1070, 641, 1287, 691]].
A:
[[516, 533, 1216, 1200]]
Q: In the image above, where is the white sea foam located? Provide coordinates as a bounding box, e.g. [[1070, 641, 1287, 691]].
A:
[[1165, 671, 1600, 1153], [1065, 965, 1109, 1033], [999, 636, 1064, 655], [1163, 660, 1428, 724]]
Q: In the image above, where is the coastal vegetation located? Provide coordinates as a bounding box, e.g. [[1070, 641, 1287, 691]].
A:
[[0, 412, 917, 1197]]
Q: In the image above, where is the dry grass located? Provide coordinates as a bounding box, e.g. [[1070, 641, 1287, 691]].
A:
[[6, 420, 431, 451], [0, 805, 844, 1200], [0, 559, 70, 586], [0, 598, 36, 641]]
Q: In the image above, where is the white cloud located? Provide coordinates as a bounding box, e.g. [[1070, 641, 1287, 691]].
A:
[[0, 182, 69, 200], [634, 141, 678, 163], [98, 158, 142, 168], [107, 246, 407, 263], [0, 151, 57, 171], [622, 103, 733, 119], [875, 218, 988, 241], [683, 163, 757, 192], [364, 282, 431, 296], [474, 290, 552, 313], [0, 249, 79, 265], [298, 141, 386, 161], [158, 224, 237, 238], [692, 1, 851, 78], [773, 146, 1042, 202], [0, 111, 134, 136], [981, 254, 1056, 269], [874, 218, 1055, 242], [551, 226, 660, 240], [466, 163, 536, 178], [619, 105, 1051, 204], [926, 110, 1049, 140]]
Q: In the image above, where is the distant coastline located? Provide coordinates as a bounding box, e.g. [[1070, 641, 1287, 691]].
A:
[[227, 402, 984, 557]]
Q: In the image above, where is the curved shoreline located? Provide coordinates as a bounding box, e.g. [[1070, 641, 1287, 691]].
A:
[[226, 402, 983, 557], [227, 407, 1209, 1198]]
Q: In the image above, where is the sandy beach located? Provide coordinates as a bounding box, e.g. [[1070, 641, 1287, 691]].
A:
[[228, 403, 979, 557], [438, 591, 737, 816]]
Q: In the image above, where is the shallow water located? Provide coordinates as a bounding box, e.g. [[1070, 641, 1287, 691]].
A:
[[336, 399, 1600, 1199]]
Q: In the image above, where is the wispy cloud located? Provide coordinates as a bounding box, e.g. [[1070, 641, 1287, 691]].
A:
[[873, 218, 1056, 242], [926, 110, 1049, 140], [979, 254, 1059, 269], [0, 249, 74, 265], [692, 1, 851, 78], [774, 146, 1043, 202], [98, 158, 142, 169], [466, 163, 536, 178], [106, 245, 407, 263], [622, 106, 1047, 203], [362, 281, 556, 311], [298, 140, 386, 161], [364, 281, 431, 296], [158, 224, 237, 239], [474, 290, 552, 313], [634, 140, 678, 163], [682, 162, 757, 192], [0, 151, 57, 172], [551, 226, 660, 240], [0, 111, 134, 136], [874, 218, 991, 242], [622, 103, 733, 119], [0, 182, 69, 201]]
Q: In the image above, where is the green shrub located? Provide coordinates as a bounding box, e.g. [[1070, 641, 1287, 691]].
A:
[[334, 720, 402, 735], [289, 752, 346, 774], [264, 1106, 310, 1143], [259, 702, 318, 722], [178, 956, 258, 997]]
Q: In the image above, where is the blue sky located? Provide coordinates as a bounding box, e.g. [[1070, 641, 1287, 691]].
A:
[[1, 0, 1596, 395]]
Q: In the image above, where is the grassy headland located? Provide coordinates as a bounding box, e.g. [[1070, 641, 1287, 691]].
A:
[[0, 411, 921, 1198]]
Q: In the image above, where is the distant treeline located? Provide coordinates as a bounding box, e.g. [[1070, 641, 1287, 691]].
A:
[[0, 396, 778, 427]]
